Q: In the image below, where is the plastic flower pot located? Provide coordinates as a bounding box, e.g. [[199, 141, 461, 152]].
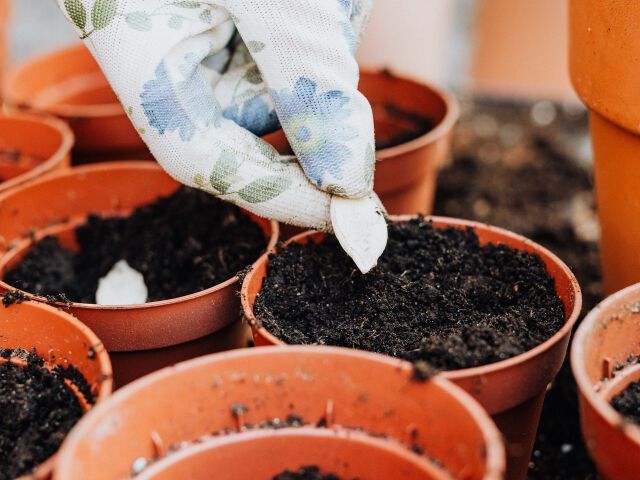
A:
[[2, 44, 149, 161], [571, 283, 640, 479], [263, 70, 460, 216], [569, 0, 640, 294], [0, 299, 112, 479], [0, 112, 73, 194], [0, 162, 278, 387], [242, 216, 582, 480], [133, 429, 450, 480], [53, 346, 505, 480]]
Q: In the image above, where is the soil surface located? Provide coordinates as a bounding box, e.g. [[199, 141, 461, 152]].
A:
[[255, 218, 565, 371], [273, 466, 340, 480], [433, 98, 599, 479], [374, 104, 435, 150], [4, 187, 267, 303], [0, 349, 89, 480], [610, 381, 640, 425]]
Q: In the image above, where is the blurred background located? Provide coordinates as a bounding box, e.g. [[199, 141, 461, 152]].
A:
[[9, 0, 577, 103]]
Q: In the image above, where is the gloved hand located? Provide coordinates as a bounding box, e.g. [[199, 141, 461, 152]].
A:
[[57, 0, 387, 272]]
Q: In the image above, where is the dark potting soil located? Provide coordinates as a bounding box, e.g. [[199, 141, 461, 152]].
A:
[[273, 466, 340, 480], [4, 187, 267, 303], [255, 218, 565, 371], [433, 98, 599, 479], [374, 104, 435, 150], [0, 349, 90, 480], [610, 381, 640, 426]]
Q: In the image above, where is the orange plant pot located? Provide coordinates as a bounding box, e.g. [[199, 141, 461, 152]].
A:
[[571, 283, 640, 480], [242, 217, 582, 480], [0, 299, 112, 479], [0, 162, 278, 387], [53, 347, 505, 480], [2, 44, 149, 160], [569, 0, 640, 295], [263, 70, 460, 216], [0, 112, 73, 194]]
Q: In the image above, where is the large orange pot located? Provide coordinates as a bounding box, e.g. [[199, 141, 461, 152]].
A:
[[263, 70, 459, 216], [0, 112, 73, 194], [571, 283, 640, 479], [569, 0, 640, 294], [53, 347, 505, 480], [3, 44, 149, 160], [0, 299, 112, 479], [242, 216, 581, 480], [0, 162, 278, 387]]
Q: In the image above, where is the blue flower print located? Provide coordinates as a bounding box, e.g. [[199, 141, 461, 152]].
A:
[[272, 77, 358, 187], [223, 94, 279, 136], [337, 0, 357, 53], [141, 54, 221, 142]]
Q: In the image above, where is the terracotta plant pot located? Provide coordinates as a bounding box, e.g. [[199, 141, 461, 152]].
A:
[[242, 216, 582, 480], [263, 70, 459, 216], [0, 112, 73, 194], [2, 44, 149, 161], [53, 346, 505, 479], [569, 0, 640, 294], [0, 299, 112, 479], [571, 283, 640, 479], [0, 162, 278, 387]]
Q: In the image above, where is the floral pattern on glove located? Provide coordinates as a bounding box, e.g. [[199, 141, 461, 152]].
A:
[[272, 77, 358, 188], [141, 54, 221, 141]]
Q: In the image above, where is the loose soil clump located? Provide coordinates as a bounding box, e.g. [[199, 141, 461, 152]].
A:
[[255, 218, 565, 371], [610, 381, 640, 426], [4, 187, 267, 303], [0, 349, 92, 480]]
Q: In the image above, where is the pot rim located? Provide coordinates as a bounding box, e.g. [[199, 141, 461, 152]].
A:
[[5, 300, 113, 479], [135, 427, 450, 479], [53, 345, 506, 480], [571, 282, 640, 445], [3, 43, 126, 120], [242, 215, 582, 380], [361, 70, 461, 160], [0, 161, 279, 311], [0, 111, 74, 193]]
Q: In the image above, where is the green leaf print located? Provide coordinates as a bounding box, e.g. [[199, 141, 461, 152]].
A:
[[237, 176, 291, 203], [125, 11, 152, 31], [91, 0, 118, 30], [174, 1, 200, 8], [64, 0, 87, 30], [210, 151, 241, 194]]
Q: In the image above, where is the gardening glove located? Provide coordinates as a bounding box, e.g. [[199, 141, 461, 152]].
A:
[[56, 0, 387, 273]]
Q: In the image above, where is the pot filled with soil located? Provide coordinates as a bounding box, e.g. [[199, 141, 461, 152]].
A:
[[242, 216, 582, 480], [0, 296, 112, 479], [569, 0, 640, 294], [53, 346, 505, 480], [0, 112, 73, 195], [2, 44, 150, 162], [262, 70, 459, 216], [0, 162, 278, 387], [571, 282, 640, 479]]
